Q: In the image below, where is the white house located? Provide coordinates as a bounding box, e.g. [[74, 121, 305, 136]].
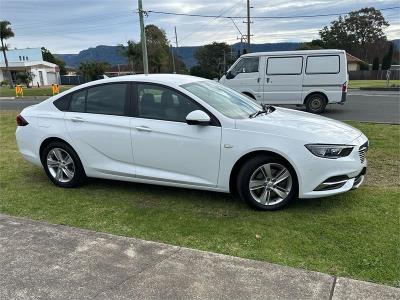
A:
[[0, 48, 60, 86]]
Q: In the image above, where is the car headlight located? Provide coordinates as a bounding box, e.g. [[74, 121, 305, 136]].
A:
[[305, 144, 354, 159]]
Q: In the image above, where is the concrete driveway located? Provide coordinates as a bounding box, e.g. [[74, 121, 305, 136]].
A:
[[0, 214, 398, 300]]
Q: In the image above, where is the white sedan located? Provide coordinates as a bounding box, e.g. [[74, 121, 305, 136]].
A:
[[16, 74, 368, 210]]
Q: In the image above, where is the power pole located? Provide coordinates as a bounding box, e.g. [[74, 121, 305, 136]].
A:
[[138, 0, 149, 74], [246, 0, 251, 52], [170, 45, 176, 74], [174, 26, 179, 73]]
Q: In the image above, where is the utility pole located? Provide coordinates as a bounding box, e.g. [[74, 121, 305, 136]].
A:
[[170, 45, 176, 74], [138, 0, 149, 74], [174, 26, 179, 73], [246, 0, 251, 52]]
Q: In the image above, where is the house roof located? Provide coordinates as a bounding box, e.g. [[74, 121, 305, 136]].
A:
[[346, 53, 365, 64], [0, 60, 58, 68]]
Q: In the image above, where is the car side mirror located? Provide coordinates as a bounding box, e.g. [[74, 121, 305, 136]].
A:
[[186, 110, 211, 126], [226, 71, 235, 79]]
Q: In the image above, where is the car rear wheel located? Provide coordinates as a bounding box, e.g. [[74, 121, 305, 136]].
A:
[[237, 156, 296, 210], [41, 141, 85, 188], [305, 94, 327, 114]]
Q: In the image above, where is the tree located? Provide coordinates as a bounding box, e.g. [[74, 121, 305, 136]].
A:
[[372, 57, 380, 70], [0, 20, 14, 88], [15, 72, 34, 87], [118, 25, 185, 74], [319, 7, 389, 61], [41, 47, 66, 75], [298, 39, 325, 50], [118, 40, 142, 73], [381, 42, 394, 70], [78, 61, 109, 82], [194, 42, 232, 79]]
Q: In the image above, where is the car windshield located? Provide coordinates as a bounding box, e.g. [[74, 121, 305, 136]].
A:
[[181, 81, 261, 119]]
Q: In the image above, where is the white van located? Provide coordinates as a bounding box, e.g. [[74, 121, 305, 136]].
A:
[[219, 49, 348, 113]]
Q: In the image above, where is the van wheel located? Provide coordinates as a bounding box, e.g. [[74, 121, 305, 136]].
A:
[[305, 94, 327, 114]]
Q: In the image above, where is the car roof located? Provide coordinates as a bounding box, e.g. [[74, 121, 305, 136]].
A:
[[242, 49, 345, 57], [77, 74, 206, 89]]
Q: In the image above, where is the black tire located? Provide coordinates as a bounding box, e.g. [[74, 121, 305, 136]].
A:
[[41, 141, 86, 188], [236, 155, 297, 211], [305, 94, 327, 114]]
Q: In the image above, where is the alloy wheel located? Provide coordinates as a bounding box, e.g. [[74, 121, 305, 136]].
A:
[[46, 148, 75, 183], [249, 163, 292, 206]]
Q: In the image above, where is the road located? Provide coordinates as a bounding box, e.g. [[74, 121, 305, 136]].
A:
[[0, 90, 399, 123]]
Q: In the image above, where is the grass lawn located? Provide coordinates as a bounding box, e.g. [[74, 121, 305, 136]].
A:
[[0, 111, 399, 286], [349, 80, 400, 89], [0, 86, 73, 97]]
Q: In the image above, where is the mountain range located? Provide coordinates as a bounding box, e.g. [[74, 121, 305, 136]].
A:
[[56, 39, 400, 69], [56, 42, 301, 69]]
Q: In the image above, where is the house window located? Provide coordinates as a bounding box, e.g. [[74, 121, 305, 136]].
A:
[[26, 56, 29, 61], [19, 56, 22, 61]]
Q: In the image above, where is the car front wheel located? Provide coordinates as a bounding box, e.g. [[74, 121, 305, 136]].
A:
[[237, 156, 297, 210], [41, 141, 85, 188]]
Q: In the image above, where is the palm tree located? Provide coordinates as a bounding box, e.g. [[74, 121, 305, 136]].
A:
[[0, 20, 15, 88]]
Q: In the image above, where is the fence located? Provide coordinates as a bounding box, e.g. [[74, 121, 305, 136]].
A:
[[349, 70, 400, 80]]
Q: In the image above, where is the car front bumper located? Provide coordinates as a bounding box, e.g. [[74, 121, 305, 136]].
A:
[[298, 134, 368, 199]]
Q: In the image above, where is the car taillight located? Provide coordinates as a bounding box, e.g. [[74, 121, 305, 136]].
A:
[[16, 114, 29, 126], [342, 82, 348, 92]]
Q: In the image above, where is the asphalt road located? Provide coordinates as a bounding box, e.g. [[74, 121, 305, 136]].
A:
[[1, 90, 399, 123]]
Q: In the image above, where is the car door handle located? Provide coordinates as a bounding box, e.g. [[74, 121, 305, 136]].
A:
[[135, 126, 152, 132], [71, 117, 85, 123]]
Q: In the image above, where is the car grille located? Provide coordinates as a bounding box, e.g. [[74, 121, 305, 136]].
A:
[[358, 142, 368, 163]]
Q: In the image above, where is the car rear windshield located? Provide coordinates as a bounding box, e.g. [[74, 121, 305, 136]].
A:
[[181, 81, 260, 119]]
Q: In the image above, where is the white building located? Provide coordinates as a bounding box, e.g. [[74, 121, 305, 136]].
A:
[[0, 48, 60, 86]]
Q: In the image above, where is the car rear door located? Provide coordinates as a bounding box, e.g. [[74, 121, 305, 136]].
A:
[[64, 83, 134, 177], [263, 56, 304, 104], [130, 83, 222, 187]]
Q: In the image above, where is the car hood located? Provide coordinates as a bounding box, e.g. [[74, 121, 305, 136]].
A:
[[235, 107, 362, 144]]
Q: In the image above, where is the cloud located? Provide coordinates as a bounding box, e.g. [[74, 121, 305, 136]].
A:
[[1, 0, 399, 53]]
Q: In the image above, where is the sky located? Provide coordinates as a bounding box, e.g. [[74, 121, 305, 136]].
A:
[[1, 0, 399, 54]]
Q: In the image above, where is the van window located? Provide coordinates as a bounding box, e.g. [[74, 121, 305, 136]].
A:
[[267, 57, 303, 75], [306, 55, 340, 74], [231, 57, 259, 76]]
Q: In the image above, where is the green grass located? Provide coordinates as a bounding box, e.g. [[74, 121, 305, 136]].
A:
[[0, 86, 73, 97], [0, 111, 399, 286], [349, 80, 400, 89]]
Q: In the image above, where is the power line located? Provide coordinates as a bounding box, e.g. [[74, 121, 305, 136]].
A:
[[146, 6, 400, 19], [169, 0, 244, 46]]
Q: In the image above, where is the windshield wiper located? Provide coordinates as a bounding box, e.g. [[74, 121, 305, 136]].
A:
[[249, 103, 274, 118]]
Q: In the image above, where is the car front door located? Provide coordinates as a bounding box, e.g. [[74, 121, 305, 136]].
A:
[[224, 57, 263, 102], [64, 83, 134, 177], [130, 83, 222, 187], [263, 56, 304, 104]]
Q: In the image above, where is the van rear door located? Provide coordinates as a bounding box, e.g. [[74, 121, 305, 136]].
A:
[[263, 56, 304, 104]]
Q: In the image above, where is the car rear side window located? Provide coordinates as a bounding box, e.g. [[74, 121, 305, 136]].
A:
[[86, 84, 127, 116], [69, 90, 86, 112], [53, 94, 71, 111]]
